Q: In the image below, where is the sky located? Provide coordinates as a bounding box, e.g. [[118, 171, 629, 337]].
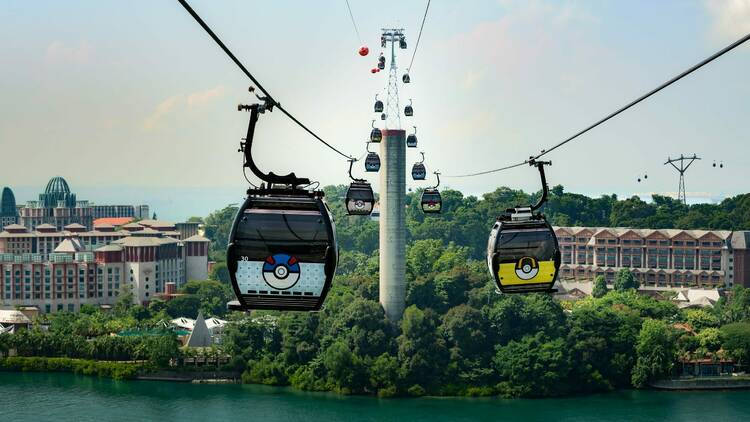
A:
[[1, 0, 749, 220]]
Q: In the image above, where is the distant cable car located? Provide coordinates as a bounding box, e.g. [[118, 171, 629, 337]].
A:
[[364, 142, 380, 172], [399, 37, 407, 49], [486, 160, 560, 294], [404, 99, 413, 117], [228, 99, 337, 312], [402, 73, 410, 84], [412, 152, 427, 180], [713, 161, 724, 168], [378, 54, 385, 70], [374, 94, 383, 113], [381, 113, 386, 121], [407, 126, 418, 148], [345, 159, 375, 216], [371, 68, 378, 74], [381, 36, 386, 48], [370, 120, 382, 143], [359, 45, 369, 56], [420, 172, 442, 213]]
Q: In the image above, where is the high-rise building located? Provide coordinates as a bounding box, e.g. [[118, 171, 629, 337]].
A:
[[0, 187, 18, 230]]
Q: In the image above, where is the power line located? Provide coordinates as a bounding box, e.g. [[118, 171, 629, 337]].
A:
[[345, 0, 362, 44], [446, 31, 750, 178], [408, 0, 431, 72], [176, 0, 354, 160]]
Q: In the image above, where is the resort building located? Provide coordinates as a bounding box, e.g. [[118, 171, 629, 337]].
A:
[[11, 176, 148, 231], [0, 219, 210, 313], [554, 227, 750, 289]]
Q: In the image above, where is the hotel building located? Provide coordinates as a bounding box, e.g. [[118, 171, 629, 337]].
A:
[[0, 219, 209, 313], [555, 227, 750, 289]]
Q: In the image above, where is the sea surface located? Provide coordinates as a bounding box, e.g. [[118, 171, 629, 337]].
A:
[[1, 372, 749, 421]]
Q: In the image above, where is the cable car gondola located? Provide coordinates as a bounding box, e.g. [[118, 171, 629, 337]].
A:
[[407, 126, 418, 148], [486, 160, 560, 294], [345, 159, 375, 216], [374, 94, 383, 113], [364, 142, 380, 172], [412, 152, 426, 180], [420, 172, 442, 213], [227, 97, 337, 312], [402, 72, 410, 84], [370, 120, 382, 143], [399, 37, 407, 49], [404, 99, 413, 117], [377, 53, 385, 70]]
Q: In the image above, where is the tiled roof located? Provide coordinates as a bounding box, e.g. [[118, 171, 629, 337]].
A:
[[554, 226, 732, 240]]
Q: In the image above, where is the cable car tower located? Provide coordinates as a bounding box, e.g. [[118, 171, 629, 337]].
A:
[[664, 154, 700, 205], [381, 28, 405, 129]]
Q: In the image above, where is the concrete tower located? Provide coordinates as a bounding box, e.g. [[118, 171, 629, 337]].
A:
[[379, 129, 406, 322]]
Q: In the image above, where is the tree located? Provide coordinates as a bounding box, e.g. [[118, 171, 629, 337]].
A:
[[592, 275, 608, 298], [685, 309, 720, 331], [721, 323, 750, 367], [209, 262, 231, 284], [614, 269, 639, 291], [697, 328, 723, 354], [165, 295, 201, 318], [493, 332, 571, 398], [632, 319, 677, 388]]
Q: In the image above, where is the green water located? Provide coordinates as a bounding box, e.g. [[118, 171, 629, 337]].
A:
[[1, 373, 749, 421]]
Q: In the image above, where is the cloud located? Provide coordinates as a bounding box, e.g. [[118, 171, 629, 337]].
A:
[[187, 85, 225, 108], [142, 86, 224, 130], [45, 41, 92, 64], [705, 0, 750, 40]]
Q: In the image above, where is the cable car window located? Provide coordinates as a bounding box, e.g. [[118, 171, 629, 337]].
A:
[[495, 229, 555, 262], [238, 208, 325, 242]]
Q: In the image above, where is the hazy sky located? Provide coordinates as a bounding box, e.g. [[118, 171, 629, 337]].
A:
[[1, 0, 749, 219]]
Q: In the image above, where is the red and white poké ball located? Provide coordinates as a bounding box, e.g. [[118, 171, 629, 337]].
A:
[[358, 45, 369, 56]]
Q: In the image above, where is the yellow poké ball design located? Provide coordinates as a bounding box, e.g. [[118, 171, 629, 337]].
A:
[[514, 257, 539, 280]]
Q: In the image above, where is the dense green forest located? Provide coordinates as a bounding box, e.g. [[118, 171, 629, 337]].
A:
[[3, 186, 750, 396]]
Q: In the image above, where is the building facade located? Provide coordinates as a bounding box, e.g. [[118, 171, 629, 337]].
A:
[[0, 220, 209, 313], [14, 176, 149, 231], [553, 227, 750, 289], [0, 187, 19, 230]]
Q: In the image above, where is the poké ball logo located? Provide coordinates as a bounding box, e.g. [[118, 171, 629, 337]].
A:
[[353, 199, 366, 210], [515, 256, 539, 280], [262, 254, 301, 290]]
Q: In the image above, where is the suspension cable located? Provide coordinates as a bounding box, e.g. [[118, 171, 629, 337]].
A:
[[407, 0, 431, 72], [177, 0, 354, 160], [446, 31, 750, 178], [345, 0, 362, 44]]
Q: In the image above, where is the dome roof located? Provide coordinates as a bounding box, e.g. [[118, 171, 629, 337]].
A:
[[45, 176, 70, 195], [1, 187, 17, 216]]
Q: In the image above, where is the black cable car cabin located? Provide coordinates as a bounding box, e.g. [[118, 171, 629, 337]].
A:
[[399, 38, 407, 49], [421, 189, 441, 213], [402, 73, 410, 84], [227, 97, 337, 312], [228, 193, 337, 311], [404, 99, 413, 117], [407, 126, 418, 148], [374, 95, 383, 113], [420, 171, 442, 213], [412, 163, 426, 180], [370, 121, 382, 143], [485, 160, 560, 294], [345, 160, 375, 216], [365, 152, 380, 172]]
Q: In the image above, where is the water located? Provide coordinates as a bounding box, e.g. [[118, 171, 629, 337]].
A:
[[1, 372, 749, 421]]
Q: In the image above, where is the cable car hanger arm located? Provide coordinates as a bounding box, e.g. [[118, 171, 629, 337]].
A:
[[238, 95, 310, 187], [529, 159, 551, 212]]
